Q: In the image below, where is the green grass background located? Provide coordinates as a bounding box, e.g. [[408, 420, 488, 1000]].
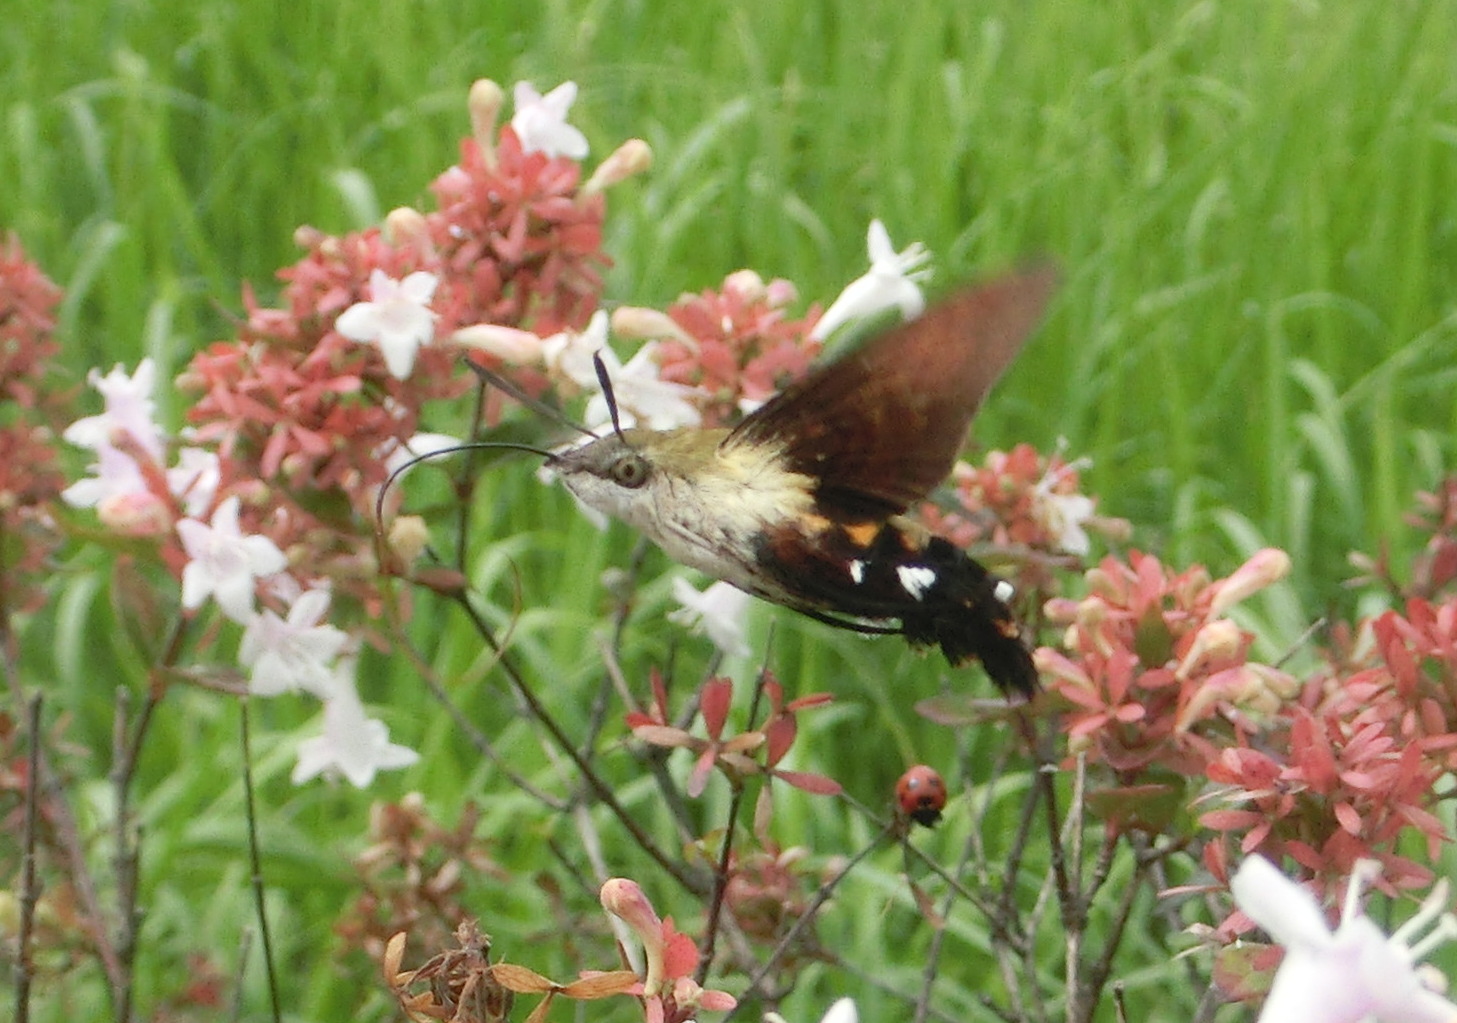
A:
[[4, 1, 1457, 1021]]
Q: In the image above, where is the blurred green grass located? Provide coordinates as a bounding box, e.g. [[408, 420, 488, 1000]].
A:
[[5, 1, 1457, 1020]]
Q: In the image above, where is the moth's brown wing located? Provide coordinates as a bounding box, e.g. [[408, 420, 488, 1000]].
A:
[[722, 267, 1057, 519]]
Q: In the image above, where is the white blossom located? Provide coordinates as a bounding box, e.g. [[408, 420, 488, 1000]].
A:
[[336, 269, 439, 379], [291, 661, 419, 788], [62, 359, 165, 459], [167, 446, 221, 518], [239, 588, 349, 698], [810, 220, 930, 342], [669, 578, 752, 659], [176, 497, 287, 622], [510, 81, 589, 159], [1031, 457, 1095, 556], [1231, 855, 1457, 1023], [583, 341, 701, 432], [62, 359, 167, 509]]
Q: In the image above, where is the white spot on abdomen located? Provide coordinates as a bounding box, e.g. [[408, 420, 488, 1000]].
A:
[[849, 559, 865, 584], [897, 565, 937, 600]]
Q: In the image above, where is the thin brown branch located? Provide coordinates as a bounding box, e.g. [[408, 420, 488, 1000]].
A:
[[15, 693, 43, 1023], [238, 701, 282, 1023], [393, 621, 565, 809], [724, 819, 897, 1019], [109, 688, 140, 1023], [696, 664, 775, 984], [451, 591, 707, 894]]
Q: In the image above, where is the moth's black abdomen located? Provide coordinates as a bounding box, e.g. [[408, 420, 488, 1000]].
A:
[[756, 518, 1039, 698], [897, 537, 1039, 698]]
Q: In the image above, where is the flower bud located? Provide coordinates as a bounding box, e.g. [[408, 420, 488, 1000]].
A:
[[581, 138, 653, 196], [450, 324, 546, 364], [98, 492, 172, 536], [383, 206, 433, 257], [610, 306, 693, 345], [1175, 619, 1245, 679], [1209, 548, 1291, 616], [600, 878, 666, 994], [469, 79, 506, 156], [387, 515, 430, 566], [723, 269, 766, 303]]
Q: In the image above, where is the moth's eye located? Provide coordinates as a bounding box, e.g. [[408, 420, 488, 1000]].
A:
[[608, 452, 650, 489]]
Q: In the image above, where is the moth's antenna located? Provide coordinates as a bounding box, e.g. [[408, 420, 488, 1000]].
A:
[[592, 351, 630, 442], [374, 440, 557, 537], [464, 358, 597, 440]]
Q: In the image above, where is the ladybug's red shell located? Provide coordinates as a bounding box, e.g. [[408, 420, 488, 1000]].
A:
[[895, 765, 947, 827]]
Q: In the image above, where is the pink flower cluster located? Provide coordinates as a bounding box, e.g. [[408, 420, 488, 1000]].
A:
[[646, 270, 823, 427], [1033, 512, 1457, 904], [918, 443, 1129, 596], [45, 79, 656, 789], [1038, 548, 1296, 775], [0, 238, 67, 617]]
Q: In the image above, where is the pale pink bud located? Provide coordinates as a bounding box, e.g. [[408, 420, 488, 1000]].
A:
[[1175, 662, 1300, 732], [1208, 548, 1291, 617], [764, 277, 799, 308], [1085, 566, 1119, 601], [723, 269, 766, 303], [1233, 662, 1301, 719], [450, 324, 546, 364], [600, 878, 666, 993], [1175, 619, 1246, 679], [1033, 647, 1091, 690], [293, 225, 326, 249], [610, 306, 694, 346], [383, 207, 433, 257], [469, 79, 505, 157], [98, 492, 172, 536], [582, 138, 653, 196]]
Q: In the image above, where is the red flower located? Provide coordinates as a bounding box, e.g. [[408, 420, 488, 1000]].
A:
[[652, 271, 821, 427]]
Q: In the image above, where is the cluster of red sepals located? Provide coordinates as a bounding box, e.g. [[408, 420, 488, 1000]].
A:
[[1024, 487, 1457, 919], [176, 106, 615, 608], [650, 270, 823, 428], [0, 237, 67, 620]]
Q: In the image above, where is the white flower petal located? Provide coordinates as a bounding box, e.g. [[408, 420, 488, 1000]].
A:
[[336, 271, 439, 379], [291, 664, 419, 788], [1232, 855, 1336, 951], [511, 79, 589, 159], [174, 497, 286, 622], [669, 579, 751, 658], [1232, 856, 1457, 1023], [811, 220, 931, 342], [334, 302, 379, 340]]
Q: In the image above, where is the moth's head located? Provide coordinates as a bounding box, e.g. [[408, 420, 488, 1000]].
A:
[[553, 427, 721, 518]]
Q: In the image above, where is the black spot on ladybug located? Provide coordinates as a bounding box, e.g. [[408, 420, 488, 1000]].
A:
[[896, 764, 947, 827]]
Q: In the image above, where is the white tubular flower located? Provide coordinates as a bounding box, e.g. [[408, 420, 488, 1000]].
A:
[[669, 578, 752, 659], [510, 81, 589, 159], [239, 588, 349, 698], [176, 496, 287, 622], [291, 661, 419, 788], [810, 219, 931, 341], [1231, 855, 1457, 1023], [335, 269, 440, 379]]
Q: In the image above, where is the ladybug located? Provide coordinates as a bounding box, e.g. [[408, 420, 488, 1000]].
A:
[[895, 765, 947, 827]]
